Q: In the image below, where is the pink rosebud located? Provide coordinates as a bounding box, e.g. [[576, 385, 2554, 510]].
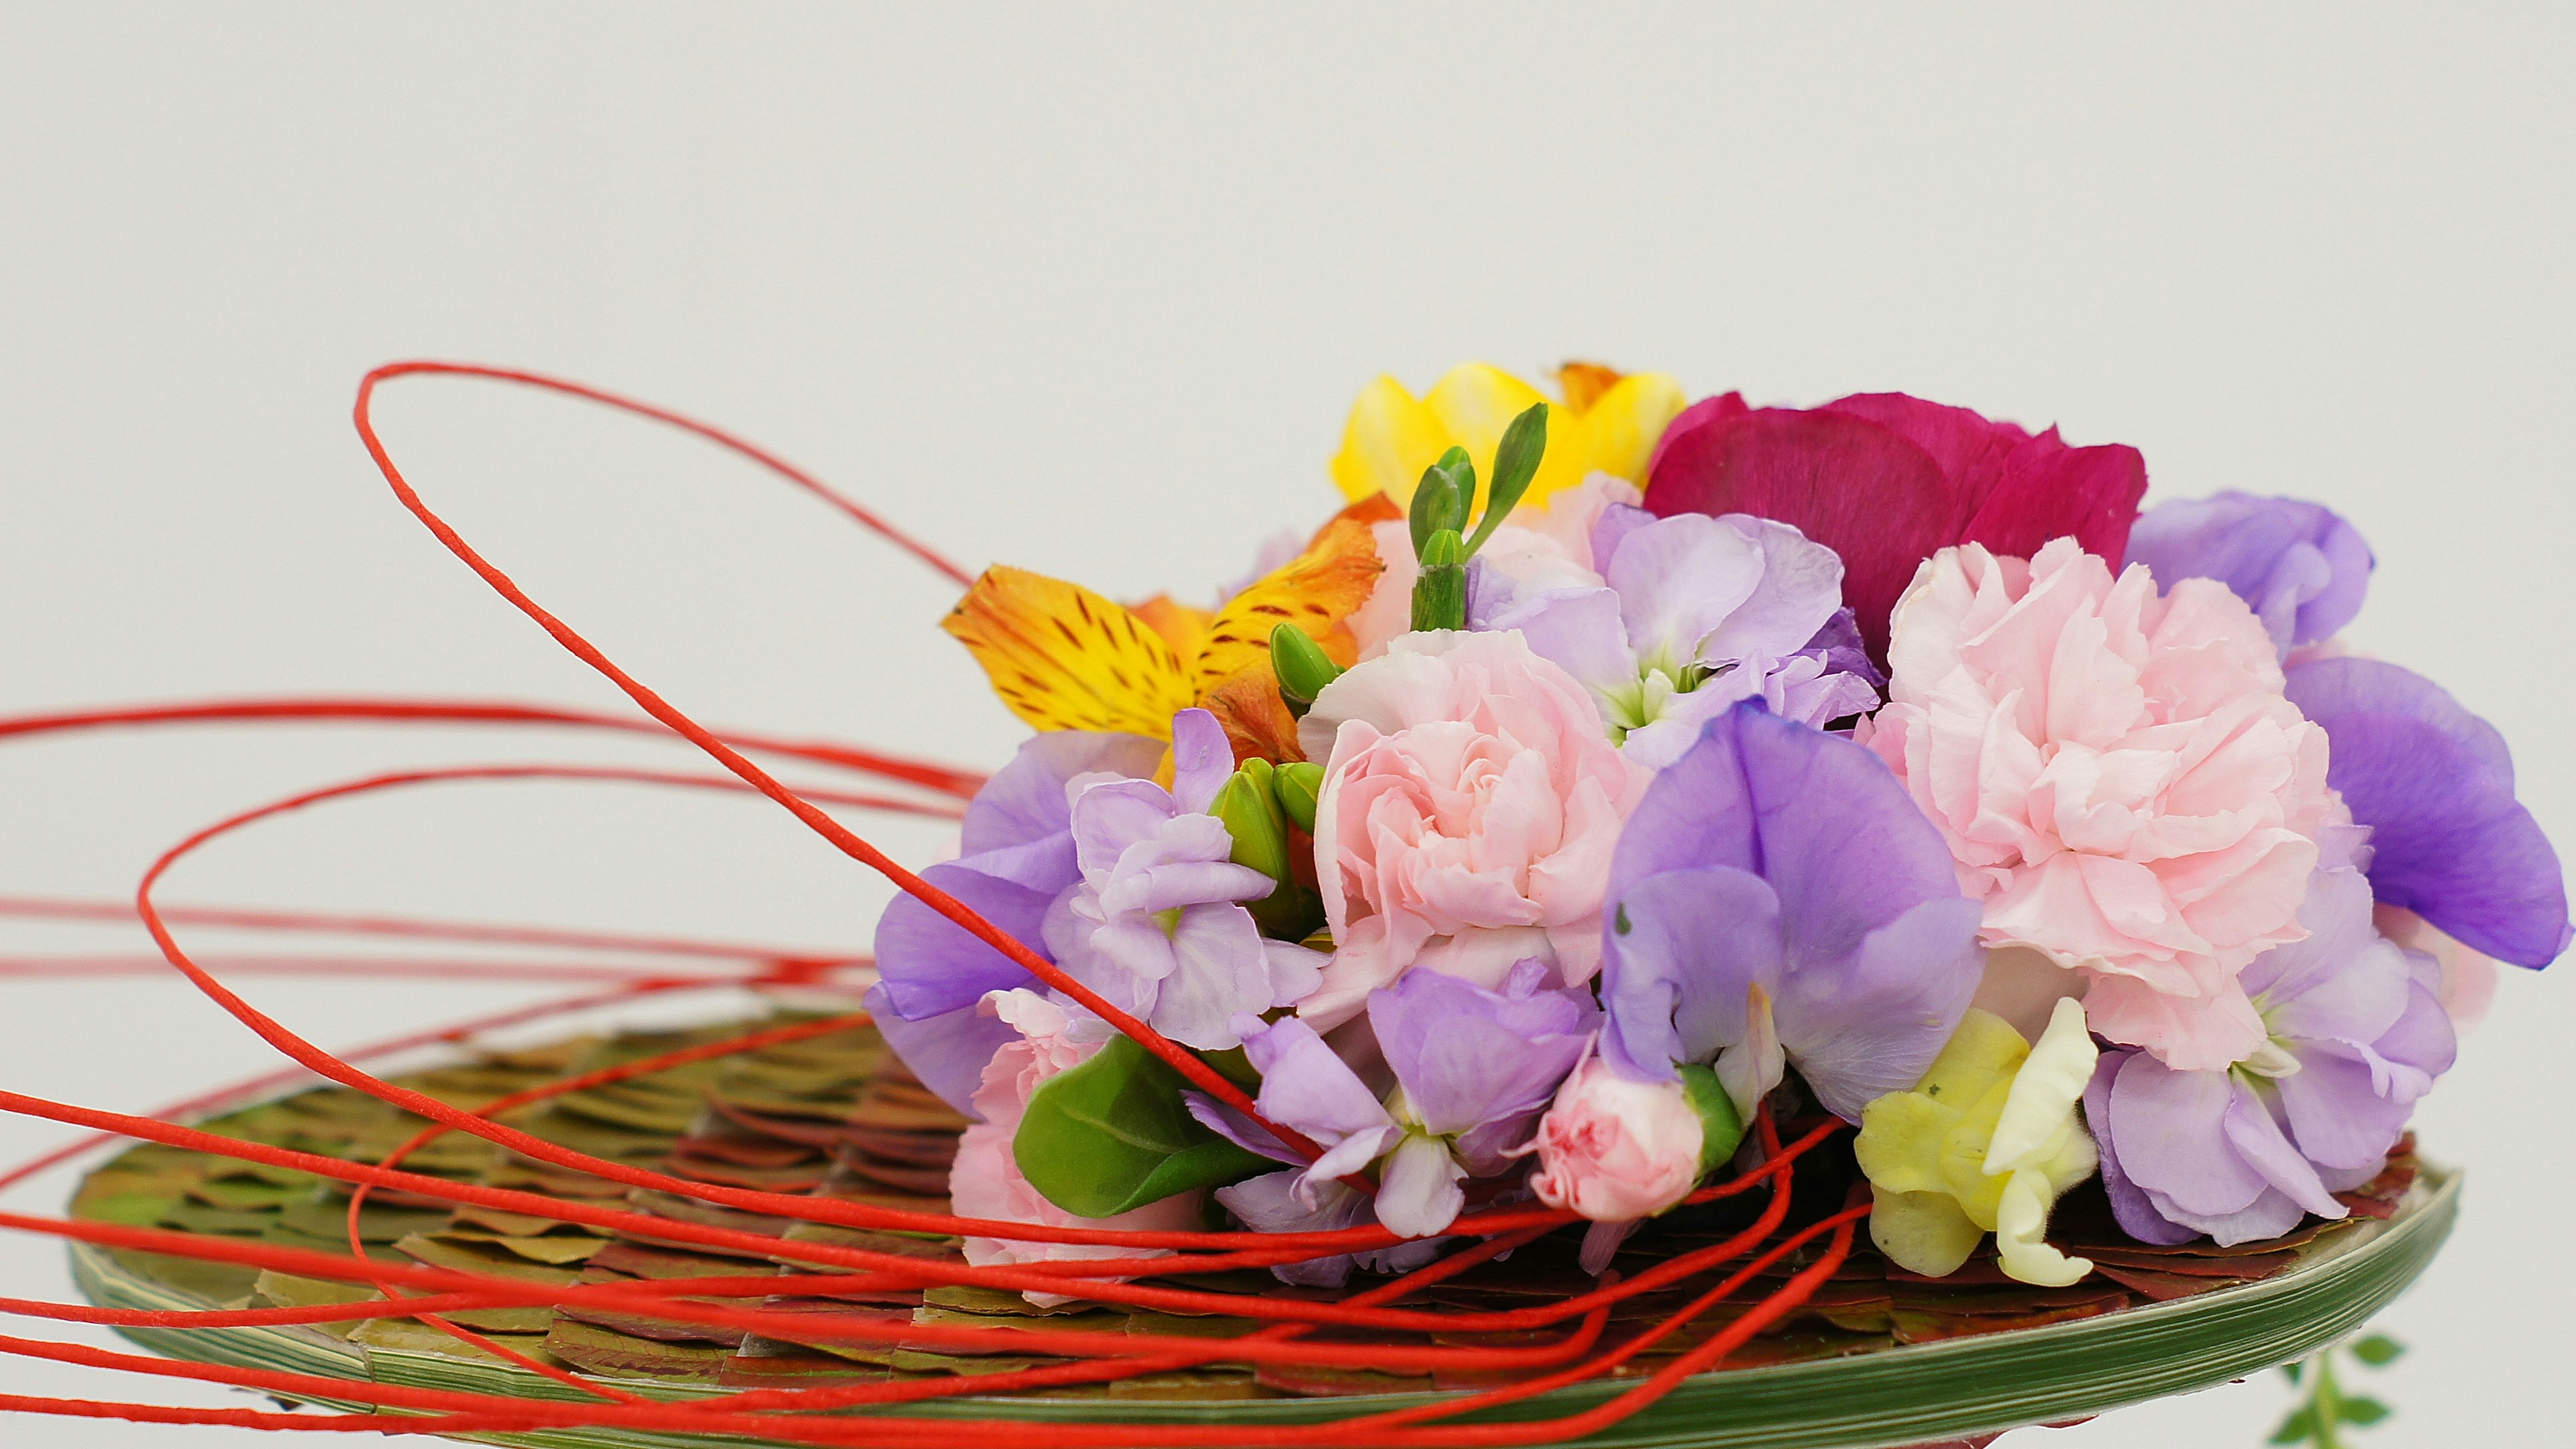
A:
[[1528, 1058, 1704, 1224], [951, 991, 1200, 1301]]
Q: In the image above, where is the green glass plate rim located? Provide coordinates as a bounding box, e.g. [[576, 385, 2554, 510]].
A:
[[69, 1165, 2457, 1449]]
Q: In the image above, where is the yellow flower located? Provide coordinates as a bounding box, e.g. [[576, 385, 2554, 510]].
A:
[[942, 499, 1392, 752], [1329, 361, 1686, 515], [1853, 998, 2101, 1287]]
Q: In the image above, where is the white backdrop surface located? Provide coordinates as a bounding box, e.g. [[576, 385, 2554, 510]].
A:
[[0, 5, 2567, 1445]]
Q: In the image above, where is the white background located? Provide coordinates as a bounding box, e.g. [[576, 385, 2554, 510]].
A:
[[1, 5, 2567, 1445]]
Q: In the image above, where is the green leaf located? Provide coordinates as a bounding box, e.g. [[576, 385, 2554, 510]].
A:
[[1267, 624, 1344, 716], [2284, 1360, 2306, 1385], [1463, 401, 1548, 558], [1012, 1036, 1275, 1218], [2269, 1405, 2317, 1444], [1678, 1063, 1747, 1176], [2337, 1397, 2390, 1426], [2348, 1334, 2404, 1366]]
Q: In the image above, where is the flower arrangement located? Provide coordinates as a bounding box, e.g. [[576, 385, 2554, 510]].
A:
[[889, 359, 2567, 1294], [7, 358, 2554, 1448]]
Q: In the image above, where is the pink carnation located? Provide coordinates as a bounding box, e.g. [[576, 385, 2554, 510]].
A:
[[1858, 538, 2335, 1070], [951, 990, 1199, 1299], [1295, 629, 1648, 1030], [1527, 1057, 1704, 1224]]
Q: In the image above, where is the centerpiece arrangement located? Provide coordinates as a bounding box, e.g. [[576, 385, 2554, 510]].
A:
[[894, 362, 2560, 1295], [28, 358, 2567, 1448]]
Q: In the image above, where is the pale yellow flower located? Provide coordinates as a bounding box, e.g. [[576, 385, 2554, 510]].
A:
[[1854, 997, 2100, 1287], [1329, 362, 1686, 515]]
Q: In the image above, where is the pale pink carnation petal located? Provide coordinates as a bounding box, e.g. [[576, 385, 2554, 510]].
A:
[[1297, 630, 1646, 1030], [1873, 539, 2337, 1069]]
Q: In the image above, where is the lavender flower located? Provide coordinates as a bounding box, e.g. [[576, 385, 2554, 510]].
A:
[[1042, 710, 1322, 1049], [2284, 657, 2571, 968], [2088, 865, 2458, 1246], [871, 710, 1319, 1110], [2123, 492, 2374, 657], [1203, 961, 1599, 1252], [1483, 509, 1880, 768], [869, 728, 1162, 1113], [1601, 700, 1983, 1120]]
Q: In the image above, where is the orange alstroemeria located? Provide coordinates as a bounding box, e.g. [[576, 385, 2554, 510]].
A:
[[943, 497, 1393, 759]]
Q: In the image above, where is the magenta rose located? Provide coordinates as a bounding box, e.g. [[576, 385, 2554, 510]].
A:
[[1643, 392, 2148, 661]]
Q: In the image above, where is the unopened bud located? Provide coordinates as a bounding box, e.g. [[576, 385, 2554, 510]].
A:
[[1269, 624, 1344, 718]]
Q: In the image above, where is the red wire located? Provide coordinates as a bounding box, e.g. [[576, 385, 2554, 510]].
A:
[[0, 696, 987, 798], [0, 362, 1878, 1445], [0, 892, 869, 966], [347, 360, 1324, 1163]]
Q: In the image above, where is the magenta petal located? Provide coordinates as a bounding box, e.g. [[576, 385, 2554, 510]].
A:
[[1645, 406, 1957, 663], [1965, 429, 2148, 568], [1820, 392, 2029, 489]]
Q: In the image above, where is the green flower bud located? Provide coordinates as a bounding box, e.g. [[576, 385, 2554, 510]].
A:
[[1212, 761, 1324, 940], [1268, 623, 1344, 718], [1212, 761, 1289, 881], [1411, 527, 1468, 631], [1273, 761, 1324, 835], [1409, 446, 1474, 558], [1678, 1062, 1748, 1175]]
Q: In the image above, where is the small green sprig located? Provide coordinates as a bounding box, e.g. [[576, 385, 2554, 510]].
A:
[[1404, 400, 1549, 633], [1263, 400, 1548, 708], [2271, 1334, 2403, 1447]]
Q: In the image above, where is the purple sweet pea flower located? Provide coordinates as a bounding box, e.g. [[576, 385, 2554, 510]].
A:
[[869, 728, 1163, 1114], [1203, 960, 1598, 1248], [1601, 699, 1984, 1121], [2284, 657, 2571, 967], [2088, 865, 2457, 1246], [2123, 492, 2374, 658], [1210, 1173, 1444, 1289], [1485, 510, 1880, 768], [1042, 710, 1324, 1051]]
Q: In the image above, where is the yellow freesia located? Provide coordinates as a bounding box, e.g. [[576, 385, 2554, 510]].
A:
[[1853, 998, 2101, 1288], [943, 499, 1391, 751], [1329, 361, 1686, 515]]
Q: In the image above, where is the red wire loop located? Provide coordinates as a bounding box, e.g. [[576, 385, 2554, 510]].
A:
[[0, 362, 1870, 1446]]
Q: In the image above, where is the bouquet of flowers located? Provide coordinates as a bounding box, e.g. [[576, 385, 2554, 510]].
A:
[[27, 358, 2563, 1448], [880, 360, 2569, 1295]]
